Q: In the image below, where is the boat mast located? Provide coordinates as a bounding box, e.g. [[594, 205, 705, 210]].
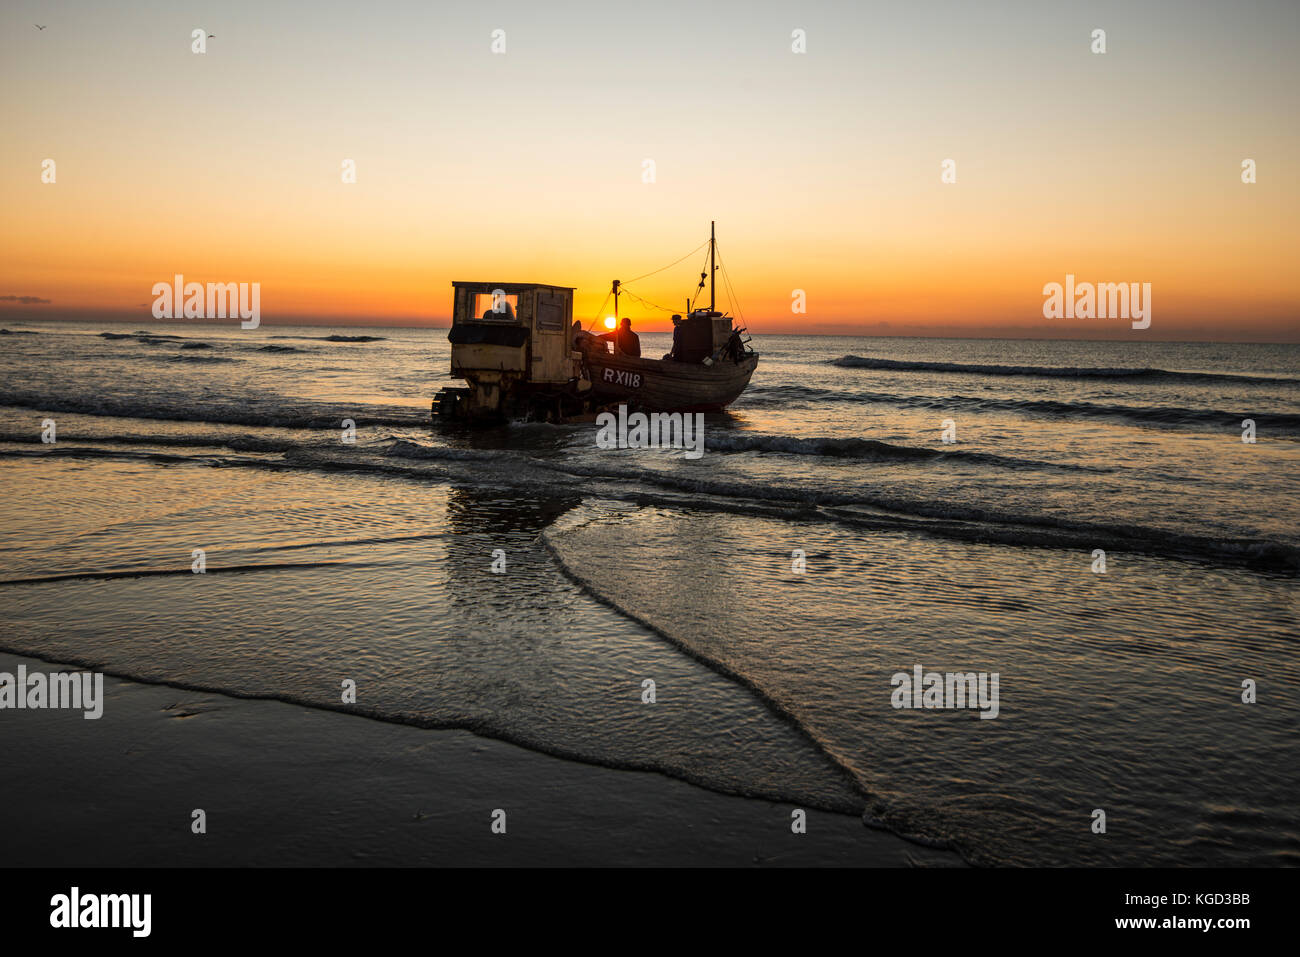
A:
[[612, 279, 620, 319], [709, 221, 716, 313]]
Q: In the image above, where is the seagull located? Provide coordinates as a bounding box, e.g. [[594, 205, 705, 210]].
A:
[[208, 34, 215, 38], [35, 24, 47, 30]]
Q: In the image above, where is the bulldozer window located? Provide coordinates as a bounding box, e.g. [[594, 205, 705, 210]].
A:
[[473, 292, 518, 321]]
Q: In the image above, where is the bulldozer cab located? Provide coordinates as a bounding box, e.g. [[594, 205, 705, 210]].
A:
[[449, 281, 575, 385], [438, 282, 578, 421]]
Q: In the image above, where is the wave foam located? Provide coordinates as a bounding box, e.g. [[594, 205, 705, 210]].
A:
[[830, 354, 1300, 385]]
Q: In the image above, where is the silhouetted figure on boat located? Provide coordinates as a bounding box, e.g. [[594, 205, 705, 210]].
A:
[[599, 317, 640, 358], [666, 315, 685, 361], [724, 328, 745, 363]]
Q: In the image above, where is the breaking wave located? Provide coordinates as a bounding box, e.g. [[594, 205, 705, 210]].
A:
[[167, 354, 240, 364], [8, 431, 1289, 570], [830, 354, 1300, 385], [703, 431, 1111, 471], [97, 331, 187, 342], [742, 384, 1300, 432], [0, 390, 426, 429], [0, 430, 297, 453], [270, 334, 388, 342]]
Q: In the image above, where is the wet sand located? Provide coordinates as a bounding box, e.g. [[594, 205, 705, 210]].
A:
[[0, 652, 961, 867]]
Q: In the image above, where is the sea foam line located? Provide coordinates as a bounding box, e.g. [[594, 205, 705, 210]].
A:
[[829, 354, 1300, 385]]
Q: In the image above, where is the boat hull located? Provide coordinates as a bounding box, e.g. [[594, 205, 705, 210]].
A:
[[583, 347, 758, 412]]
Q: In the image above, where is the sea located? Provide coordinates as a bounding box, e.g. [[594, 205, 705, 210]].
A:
[[1, 319, 1297, 866]]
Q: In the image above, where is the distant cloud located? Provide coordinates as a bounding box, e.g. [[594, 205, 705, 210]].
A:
[[0, 294, 51, 304]]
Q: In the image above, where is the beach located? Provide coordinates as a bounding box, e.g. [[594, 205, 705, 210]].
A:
[[0, 650, 955, 867]]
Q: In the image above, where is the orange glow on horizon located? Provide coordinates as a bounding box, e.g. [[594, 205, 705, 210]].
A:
[[2, 5, 1296, 342]]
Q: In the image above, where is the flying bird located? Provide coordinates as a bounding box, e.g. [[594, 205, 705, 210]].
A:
[[35, 24, 47, 30]]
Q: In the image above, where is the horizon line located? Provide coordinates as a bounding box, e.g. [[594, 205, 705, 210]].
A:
[[3, 314, 1298, 347]]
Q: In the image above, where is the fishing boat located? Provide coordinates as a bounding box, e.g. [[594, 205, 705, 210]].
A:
[[579, 222, 758, 412], [433, 223, 758, 422]]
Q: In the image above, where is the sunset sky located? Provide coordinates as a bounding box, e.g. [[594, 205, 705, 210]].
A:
[[2, 0, 1297, 340]]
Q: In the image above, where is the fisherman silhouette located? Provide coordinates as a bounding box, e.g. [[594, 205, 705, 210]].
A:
[[599, 317, 641, 358], [666, 314, 684, 360]]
